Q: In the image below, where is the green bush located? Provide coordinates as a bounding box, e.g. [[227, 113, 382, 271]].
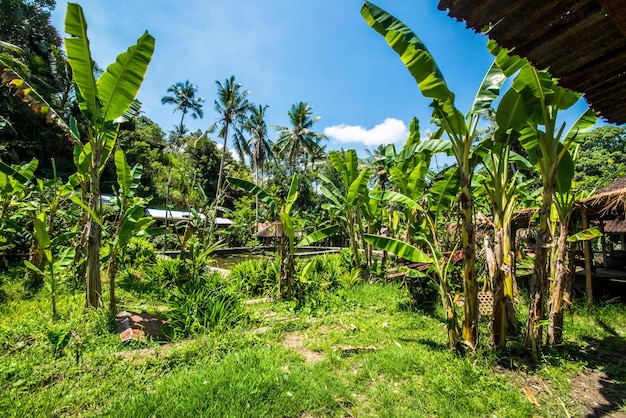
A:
[[226, 257, 278, 298], [166, 271, 244, 337], [121, 237, 157, 268]]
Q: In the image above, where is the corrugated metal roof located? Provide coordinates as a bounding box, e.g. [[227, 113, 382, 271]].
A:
[[437, 0, 626, 124]]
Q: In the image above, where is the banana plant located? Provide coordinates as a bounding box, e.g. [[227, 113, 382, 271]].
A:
[[24, 213, 75, 318], [0, 158, 38, 259], [318, 150, 371, 276], [28, 159, 77, 288], [227, 175, 300, 300], [362, 1, 507, 347], [63, 3, 155, 308], [105, 149, 164, 313], [364, 228, 461, 351], [475, 144, 534, 347], [490, 37, 598, 359], [546, 142, 616, 345]]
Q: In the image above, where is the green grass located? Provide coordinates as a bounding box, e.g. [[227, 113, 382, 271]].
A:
[[1, 265, 625, 417]]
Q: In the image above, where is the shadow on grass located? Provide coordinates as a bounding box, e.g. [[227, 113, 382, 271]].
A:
[[496, 312, 626, 417], [571, 317, 626, 418]]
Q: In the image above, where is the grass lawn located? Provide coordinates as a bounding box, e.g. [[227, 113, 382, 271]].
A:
[[1, 265, 625, 417]]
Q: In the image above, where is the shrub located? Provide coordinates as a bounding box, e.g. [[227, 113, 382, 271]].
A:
[[121, 237, 157, 268], [227, 257, 278, 298], [166, 271, 244, 337]]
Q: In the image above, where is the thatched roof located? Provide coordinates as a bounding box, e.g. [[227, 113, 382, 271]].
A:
[[576, 185, 626, 219], [254, 222, 282, 238], [603, 219, 626, 234], [437, 0, 626, 124]]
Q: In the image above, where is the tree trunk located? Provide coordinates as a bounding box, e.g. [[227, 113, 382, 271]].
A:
[[346, 210, 361, 272], [85, 167, 102, 309], [524, 184, 553, 361], [278, 233, 295, 300], [502, 223, 517, 335], [215, 125, 229, 209], [548, 222, 569, 345], [488, 233, 506, 347], [108, 245, 118, 314], [459, 171, 478, 348]]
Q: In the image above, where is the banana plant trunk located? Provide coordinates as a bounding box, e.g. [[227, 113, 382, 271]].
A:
[[548, 221, 569, 345], [459, 170, 478, 347], [525, 184, 553, 361], [491, 222, 517, 347], [502, 224, 517, 335], [490, 231, 506, 347], [278, 233, 295, 301], [108, 245, 119, 313], [86, 162, 102, 309], [439, 272, 460, 351], [346, 209, 361, 272]]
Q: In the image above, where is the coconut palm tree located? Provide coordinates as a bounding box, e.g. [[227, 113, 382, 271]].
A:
[[243, 104, 274, 184], [161, 80, 205, 138], [242, 104, 274, 221], [274, 102, 327, 174], [208, 75, 251, 206]]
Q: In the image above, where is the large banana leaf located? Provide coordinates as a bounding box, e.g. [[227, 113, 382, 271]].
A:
[[429, 167, 460, 216], [97, 31, 155, 122], [319, 184, 343, 207], [369, 190, 424, 213], [226, 177, 277, 214], [488, 39, 527, 77], [328, 151, 348, 186], [114, 149, 131, 195], [99, 128, 119, 172], [346, 167, 370, 206], [471, 60, 507, 115], [284, 174, 299, 215], [0, 158, 37, 186], [567, 227, 602, 243], [64, 3, 99, 123], [298, 224, 340, 247], [361, 1, 465, 136], [563, 107, 597, 146], [495, 88, 529, 137], [364, 234, 432, 264], [34, 212, 50, 252]]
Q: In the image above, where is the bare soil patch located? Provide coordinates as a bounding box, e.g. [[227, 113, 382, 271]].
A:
[[283, 332, 325, 364]]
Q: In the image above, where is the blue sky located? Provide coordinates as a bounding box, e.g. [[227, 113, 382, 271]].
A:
[[50, 1, 595, 160]]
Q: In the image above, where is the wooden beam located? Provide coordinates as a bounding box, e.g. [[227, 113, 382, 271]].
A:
[[581, 210, 594, 310]]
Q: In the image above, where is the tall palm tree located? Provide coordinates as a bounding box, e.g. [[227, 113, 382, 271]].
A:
[[242, 104, 274, 221], [366, 144, 392, 191], [161, 80, 205, 137], [274, 102, 327, 174], [243, 104, 274, 185], [208, 75, 252, 206]]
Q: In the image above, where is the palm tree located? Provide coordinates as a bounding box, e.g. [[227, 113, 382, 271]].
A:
[[161, 80, 205, 137], [242, 104, 274, 221], [243, 104, 274, 184], [366, 144, 392, 191], [208, 75, 251, 206], [274, 102, 327, 174]]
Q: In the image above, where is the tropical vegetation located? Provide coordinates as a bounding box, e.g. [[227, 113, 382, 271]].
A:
[[1, 0, 626, 416]]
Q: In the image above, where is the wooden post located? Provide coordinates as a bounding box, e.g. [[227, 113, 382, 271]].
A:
[[581, 210, 594, 310], [599, 218, 608, 269]]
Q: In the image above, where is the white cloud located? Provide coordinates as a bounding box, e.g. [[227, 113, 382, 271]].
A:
[[323, 118, 409, 146], [215, 142, 240, 162]]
